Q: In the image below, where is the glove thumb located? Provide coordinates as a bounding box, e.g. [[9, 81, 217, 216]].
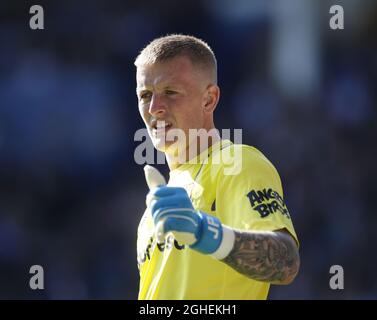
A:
[[144, 165, 168, 243], [144, 165, 166, 189], [144, 165, 167, 208]]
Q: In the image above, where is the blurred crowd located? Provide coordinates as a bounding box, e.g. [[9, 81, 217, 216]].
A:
[[0, 0, 376, 299]]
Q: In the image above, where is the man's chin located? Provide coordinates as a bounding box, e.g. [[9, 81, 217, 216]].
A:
[[152, 138, 186, 157], [152, 138, 172, 153]]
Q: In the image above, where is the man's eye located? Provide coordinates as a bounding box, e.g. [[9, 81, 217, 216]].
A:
[[165, 90, 176, 95], [140, 92, 152, 100]]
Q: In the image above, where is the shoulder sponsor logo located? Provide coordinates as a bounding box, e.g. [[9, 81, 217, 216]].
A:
[[246, 188, 291, 219]]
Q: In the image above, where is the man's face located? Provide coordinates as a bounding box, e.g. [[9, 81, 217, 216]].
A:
[[136, 56, 210, 154]]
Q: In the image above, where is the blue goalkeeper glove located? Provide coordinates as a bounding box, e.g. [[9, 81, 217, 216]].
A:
[[144, 165, 235, 259]]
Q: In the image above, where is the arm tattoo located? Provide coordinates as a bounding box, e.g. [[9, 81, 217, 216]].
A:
[[222, 230, 300, 284]]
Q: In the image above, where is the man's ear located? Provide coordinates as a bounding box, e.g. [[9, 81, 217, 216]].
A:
[[203, 84, 220, 113]]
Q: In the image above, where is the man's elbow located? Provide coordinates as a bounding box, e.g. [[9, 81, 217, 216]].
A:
[[277, 249, 300, 285]]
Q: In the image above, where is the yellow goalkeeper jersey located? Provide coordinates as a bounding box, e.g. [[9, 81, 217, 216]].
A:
[[137, 139, 298, 300]]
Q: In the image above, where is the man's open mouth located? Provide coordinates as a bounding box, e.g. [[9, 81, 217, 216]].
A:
[[152, 121, 172, 136]]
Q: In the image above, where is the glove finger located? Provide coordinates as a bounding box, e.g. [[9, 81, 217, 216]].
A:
[[146, 185, 177, 208], [144, 165, 166, 190], [163, 216, 198, 246], [151, 196, 192, 221], [155, 219, 167, 244], [163, 215, 199, 233], [152, 186, 187, 198]]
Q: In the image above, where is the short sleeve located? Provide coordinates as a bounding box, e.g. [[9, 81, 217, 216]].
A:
[[215, 145, 299, 245]]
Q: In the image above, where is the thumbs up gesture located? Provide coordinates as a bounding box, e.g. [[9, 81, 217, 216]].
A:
[[143, 165, 229, 257]]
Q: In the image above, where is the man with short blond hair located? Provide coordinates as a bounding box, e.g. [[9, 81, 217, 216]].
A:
[[135, 34, 300, 300]]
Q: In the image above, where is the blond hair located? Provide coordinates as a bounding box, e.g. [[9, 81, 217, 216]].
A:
[[134, 34, 217, 83]]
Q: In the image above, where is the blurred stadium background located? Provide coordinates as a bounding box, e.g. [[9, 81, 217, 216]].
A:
[[0, 0, 376, 299]]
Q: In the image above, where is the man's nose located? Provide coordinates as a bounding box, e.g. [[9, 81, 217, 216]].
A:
[[149, 93, 166, 116]]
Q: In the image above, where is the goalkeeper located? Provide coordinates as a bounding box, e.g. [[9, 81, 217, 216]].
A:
[[135, 34, 300, 300]]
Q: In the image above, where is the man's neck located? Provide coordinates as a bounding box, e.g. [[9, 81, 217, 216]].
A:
[[166, 129, 221, 171]]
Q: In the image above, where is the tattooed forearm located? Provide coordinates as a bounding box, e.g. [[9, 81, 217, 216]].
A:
[[222, 230, 300, 284]]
